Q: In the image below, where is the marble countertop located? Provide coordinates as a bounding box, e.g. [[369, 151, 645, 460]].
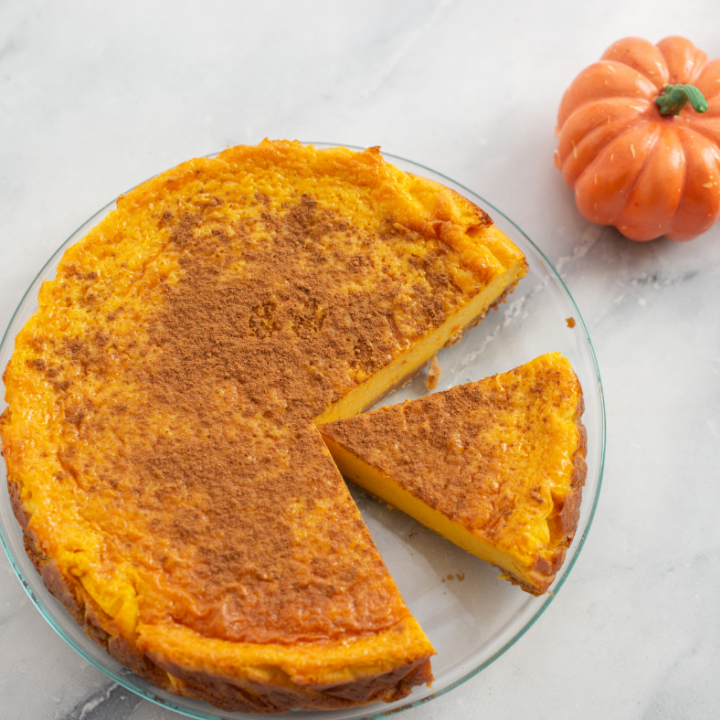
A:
[[2, 2, 719, 718]]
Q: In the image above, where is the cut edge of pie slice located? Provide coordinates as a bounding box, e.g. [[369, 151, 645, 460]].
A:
[[319, 352, 588, 596]]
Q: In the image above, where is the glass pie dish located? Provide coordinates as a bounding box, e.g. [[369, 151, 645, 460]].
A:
[[0, 145, 606, 719]]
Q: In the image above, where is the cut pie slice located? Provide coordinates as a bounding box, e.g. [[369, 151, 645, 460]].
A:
[[319, 353, 587, 595]]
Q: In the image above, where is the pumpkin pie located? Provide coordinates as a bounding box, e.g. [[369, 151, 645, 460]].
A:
[[1, 141, 527, 712], [319, 353, 587, 595]]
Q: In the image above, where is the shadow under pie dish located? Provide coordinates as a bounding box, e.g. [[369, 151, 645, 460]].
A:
[[0, 140, 529, 714]]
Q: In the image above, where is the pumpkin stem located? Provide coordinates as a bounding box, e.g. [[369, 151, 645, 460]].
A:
[[656, 84, 709, 116]]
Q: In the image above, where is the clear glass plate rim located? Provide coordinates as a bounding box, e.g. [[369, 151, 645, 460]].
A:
[[0, 142, 606, 720]]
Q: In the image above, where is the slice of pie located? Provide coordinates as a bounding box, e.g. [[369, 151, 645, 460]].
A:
[[319, 353, 587, 596], [1, 140, 527, 712]]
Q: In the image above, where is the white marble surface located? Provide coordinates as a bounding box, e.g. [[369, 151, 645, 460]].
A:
[[1, 1, 720, 718]]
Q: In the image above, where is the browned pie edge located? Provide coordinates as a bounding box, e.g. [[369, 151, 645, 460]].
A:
[[497, 389, 588, 596]]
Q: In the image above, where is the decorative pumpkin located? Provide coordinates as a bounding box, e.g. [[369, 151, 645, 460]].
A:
[[555, 36, 720, 241]]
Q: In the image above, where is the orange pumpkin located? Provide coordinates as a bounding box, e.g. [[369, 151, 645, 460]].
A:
[[555, 36, 720, 241]]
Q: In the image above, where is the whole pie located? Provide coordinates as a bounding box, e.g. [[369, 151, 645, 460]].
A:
[[1, 141, 527, 713]]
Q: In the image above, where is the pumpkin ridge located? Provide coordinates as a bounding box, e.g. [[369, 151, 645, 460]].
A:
[[574, 122, 662, 227], [657, 36, 708, 86], [666, 128, 720, 240], [556, 61, 656, 128], [692, 59, 720, 105], [577, 116, 657, 180], [607, 58, 663, 89], [677, 120, 720, 153], [667, 133, 689, 237], [622, 127, 682, 240], [627, 124, 664, 190], [612, 124, 664, 226], [688, 59, 708, 86], [559, 103, 653, 182], [601, 37, 669, 91]]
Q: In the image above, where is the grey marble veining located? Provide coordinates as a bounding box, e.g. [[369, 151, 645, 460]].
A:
[[57, 685, 143, 720], [2, 1, 720, 718]]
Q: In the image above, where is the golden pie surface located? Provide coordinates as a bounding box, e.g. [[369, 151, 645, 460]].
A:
[[1, 141, 527, 712]]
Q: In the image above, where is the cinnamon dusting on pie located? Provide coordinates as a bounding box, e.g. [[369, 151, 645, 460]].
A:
[[8, 172, 497, 644]]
